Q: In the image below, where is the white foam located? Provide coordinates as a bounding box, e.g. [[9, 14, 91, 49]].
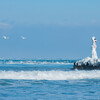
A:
[[0, 70, 100, 80], [0, 61, 73, 65]]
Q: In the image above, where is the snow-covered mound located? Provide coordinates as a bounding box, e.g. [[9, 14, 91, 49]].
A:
[[75, 57, 100, 66], [73, 36, 100, 70]]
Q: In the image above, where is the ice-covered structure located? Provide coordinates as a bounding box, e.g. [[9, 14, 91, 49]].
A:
[[74, 36, 100, 70]]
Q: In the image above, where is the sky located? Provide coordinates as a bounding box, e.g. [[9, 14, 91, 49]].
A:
[[0, 0, 100, 59]]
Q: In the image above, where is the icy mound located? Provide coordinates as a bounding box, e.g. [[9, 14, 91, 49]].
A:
[[73, 36, 100, 70], [75, 57, 100, 66]]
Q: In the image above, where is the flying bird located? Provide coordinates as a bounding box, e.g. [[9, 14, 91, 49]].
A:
[[3, 36, 9, 39], [21, 36, 26, 40]]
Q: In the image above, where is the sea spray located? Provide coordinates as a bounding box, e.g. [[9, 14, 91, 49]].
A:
[[0, 70, 100, 80]]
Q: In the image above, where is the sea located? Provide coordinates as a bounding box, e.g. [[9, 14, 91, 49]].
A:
[[0, 59, 100, 100]]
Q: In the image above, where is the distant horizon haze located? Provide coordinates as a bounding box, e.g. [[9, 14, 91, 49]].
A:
[[0, 0, 100, 59]]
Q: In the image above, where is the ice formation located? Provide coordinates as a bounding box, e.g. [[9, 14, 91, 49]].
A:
[[74, 36, 100, 68], [92, 36, 98, 59]]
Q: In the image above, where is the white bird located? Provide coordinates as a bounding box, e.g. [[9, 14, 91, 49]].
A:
[[3, 36, 9, 39], [21, 36, 26, 40]]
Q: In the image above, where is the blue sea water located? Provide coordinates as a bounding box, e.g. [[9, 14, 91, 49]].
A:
[[0, 59, 100, 100]]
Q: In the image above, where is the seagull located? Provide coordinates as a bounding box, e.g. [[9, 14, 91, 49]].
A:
[[21, 36, 26, 40], [3, 36, 9, 39]]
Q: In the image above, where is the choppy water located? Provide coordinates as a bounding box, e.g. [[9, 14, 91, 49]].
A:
[[0, 59, 100, 100]]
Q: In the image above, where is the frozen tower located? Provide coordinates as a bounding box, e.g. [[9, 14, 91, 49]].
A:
[[92, 36, 98, 59], [73, 36, 100, 69]]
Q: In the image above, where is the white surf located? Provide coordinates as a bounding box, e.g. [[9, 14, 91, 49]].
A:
[[0, 70, 100, 80]]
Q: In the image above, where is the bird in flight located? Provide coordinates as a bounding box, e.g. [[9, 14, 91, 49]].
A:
[[3, 36, 9, 39], [21, 36, 26, 40]]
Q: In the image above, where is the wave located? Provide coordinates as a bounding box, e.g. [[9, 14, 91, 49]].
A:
[[0, 59, 75, 65], [0, 70, 100, 80]]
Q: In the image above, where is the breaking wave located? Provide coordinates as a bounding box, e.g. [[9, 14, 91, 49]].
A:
[[0, 59, 75, 65], [0, 70, 100, 80]]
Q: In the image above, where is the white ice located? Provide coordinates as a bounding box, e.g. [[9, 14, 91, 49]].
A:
[[76, 36, 100, 66]]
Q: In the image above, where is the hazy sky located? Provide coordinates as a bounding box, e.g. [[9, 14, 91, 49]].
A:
[[0, 0, 100, 59]]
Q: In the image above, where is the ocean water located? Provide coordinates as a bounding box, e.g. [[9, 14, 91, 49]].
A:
[[0, 59, 100, 100]]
